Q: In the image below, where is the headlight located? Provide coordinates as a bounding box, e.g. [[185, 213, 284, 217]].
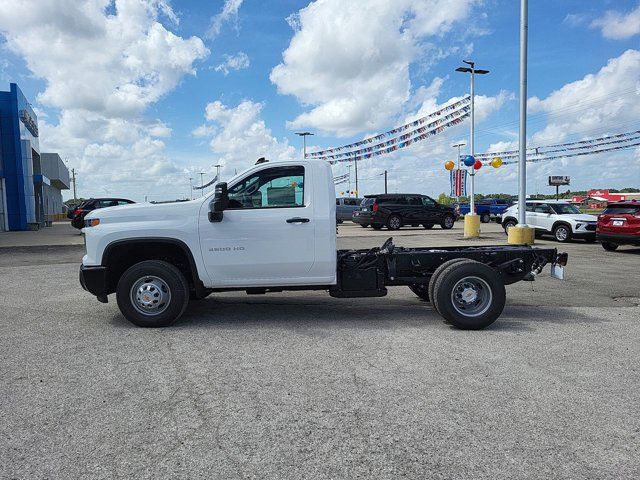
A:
[[84, 218, 100, 227]]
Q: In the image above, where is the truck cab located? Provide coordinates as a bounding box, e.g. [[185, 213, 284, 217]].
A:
[[80, 160, 566, 330]]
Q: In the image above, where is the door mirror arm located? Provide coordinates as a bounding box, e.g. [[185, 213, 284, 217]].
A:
[[209, 182, 229, 222]]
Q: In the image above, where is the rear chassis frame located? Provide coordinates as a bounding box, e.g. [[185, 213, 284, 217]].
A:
[[329, 239, 565, 298]]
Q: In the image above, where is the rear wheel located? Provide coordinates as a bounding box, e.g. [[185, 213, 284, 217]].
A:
[[360, 224, 369, 228], [441, 215, 455, 229], [387, 214, 402, 230], [480, 213, 491, 223], [428, 258, 474, 313], [553, 224, 572, 243], [432, 261, 505, 330], [116, 260, 189, 328], [602, 242, 619, 251], [423, 223, 434, 230]]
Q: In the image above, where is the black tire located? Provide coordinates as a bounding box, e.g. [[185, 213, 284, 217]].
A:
[[553, 224, 572, 243], [409, 283, 430, 301], [428, 258, 475, 314], [503, 219, 517, 235], [387, 214, 402, 230], [440, 215, 455, 230], [337, 219, 343, 224], [372, 223, 383, 230], [602, 242, 619, 251], [480, 213, 491, 223], [116, 260, 189, 328], [360, 224, 369, 228], [432, 261, 505, 330], [423, 223, 435, 230]]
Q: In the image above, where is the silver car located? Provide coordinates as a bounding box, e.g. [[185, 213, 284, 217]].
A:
[[336, 197, 363, 223]]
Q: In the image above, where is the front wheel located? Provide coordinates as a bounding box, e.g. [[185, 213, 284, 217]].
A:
[[553, 224, 572, 243], [602, 242, 619, 251], [116, 260, 189, 327], [480, 213, 491, 223], [503, 220, 517, 235], [440, 215, 455, 229], [432, 260, 505, 330]]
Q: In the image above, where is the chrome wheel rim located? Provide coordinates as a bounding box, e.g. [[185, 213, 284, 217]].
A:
[[450, 276, 492, 317], [556, 227, 568, 241], [130, 276, 171, 316], [390, 217, 401, 229]]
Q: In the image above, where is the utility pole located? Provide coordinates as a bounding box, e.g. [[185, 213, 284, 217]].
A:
[[518, 0, 529, 228], [354, 156, 359, 197], [189, 177, 193, 200], [295, 132, 314, 159], [380, 170, 388, 194], [71, 168, 77, 203], [347, 164, 352, 196], [214, 164, 221, 183], [199, 172, 205, 198]]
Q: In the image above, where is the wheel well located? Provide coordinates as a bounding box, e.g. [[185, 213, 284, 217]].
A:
[[502, 216, 517, 226], [102, 240, 198, 295], [552, 221, 572, 233]]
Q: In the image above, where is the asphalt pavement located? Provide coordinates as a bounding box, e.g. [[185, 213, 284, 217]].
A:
[[1, 222, 638, 479]]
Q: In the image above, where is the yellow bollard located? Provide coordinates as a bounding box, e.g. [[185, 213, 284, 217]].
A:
[[463, 214, 481, 238], [507, 225, 535, 245]]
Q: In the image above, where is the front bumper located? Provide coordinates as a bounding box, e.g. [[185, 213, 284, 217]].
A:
[[597, 232, 640, 245], [79, 265, 109, 303], [352, 213, 375, 225]]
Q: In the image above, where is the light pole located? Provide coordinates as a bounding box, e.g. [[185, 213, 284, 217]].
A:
[[189, 177, 193, 200], [199, 172, 205, 198], [214, 164, 221, 183], [380, 170, 388, 194], [354, 155, 358, 197], [452, 142, 466, 203], [509, 0, 534, 244], [346, 164, 351, 196], [456, 60, 489, 217], [296, 132, 314, 159]]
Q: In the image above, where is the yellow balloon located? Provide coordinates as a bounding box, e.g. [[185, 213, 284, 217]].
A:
[[491, 157, 503, 168], [444, 160, 455, 171]]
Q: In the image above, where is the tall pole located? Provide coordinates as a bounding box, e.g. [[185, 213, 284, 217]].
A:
[[347, 164, 351, 196], [518, 0, 528, 226], [469, 68, 476, 215], [71, 168, 77, 203], [214, 164, 221, 183], [384, 170, 388, 194], [189, 177, 193, 200], [354, 156, 358, 197], [199, 172, 205, 198], [296, 132, 314, 159]]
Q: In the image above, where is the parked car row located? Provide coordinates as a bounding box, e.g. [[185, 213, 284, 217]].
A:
[[350, 194, 457, 230], [501, 199, 640, 251], [456, 198, 512, 223]]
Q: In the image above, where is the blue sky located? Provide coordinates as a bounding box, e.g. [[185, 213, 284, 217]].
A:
[[1, 0, 639, 201]]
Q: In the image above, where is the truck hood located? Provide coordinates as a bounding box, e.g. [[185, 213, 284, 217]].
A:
[[85, 199, 206, 222]]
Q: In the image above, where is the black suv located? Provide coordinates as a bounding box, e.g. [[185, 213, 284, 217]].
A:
[[352, 194, 456, 230], [70, 198, 135, 229]]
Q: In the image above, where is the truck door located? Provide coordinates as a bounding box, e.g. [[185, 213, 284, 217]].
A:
[[199, 165, 317, 286]]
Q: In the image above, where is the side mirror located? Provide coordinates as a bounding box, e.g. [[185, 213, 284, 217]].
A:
[[209, 182, 229, 223]]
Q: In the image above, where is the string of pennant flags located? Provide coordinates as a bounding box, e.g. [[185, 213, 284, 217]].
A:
[[305, 96, 471, 160], [496, 140, 640, 166], [474, 130, 640, 159]]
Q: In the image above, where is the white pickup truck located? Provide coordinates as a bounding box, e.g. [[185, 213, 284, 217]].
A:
[[80, 160, 567, 329]]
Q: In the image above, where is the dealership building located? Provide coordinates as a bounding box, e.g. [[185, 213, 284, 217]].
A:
[[0, 83, 69, 231]]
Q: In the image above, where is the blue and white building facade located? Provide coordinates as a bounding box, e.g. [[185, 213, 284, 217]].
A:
[[0, 83, 69, 231]]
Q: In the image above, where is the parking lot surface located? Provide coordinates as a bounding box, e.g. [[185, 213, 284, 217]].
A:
[[1, 222, 639, 478]]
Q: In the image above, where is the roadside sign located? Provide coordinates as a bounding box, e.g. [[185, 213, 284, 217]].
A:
[[548, 176, 570, 186]]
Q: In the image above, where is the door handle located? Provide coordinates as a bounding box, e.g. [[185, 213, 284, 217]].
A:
[[286, 217, 310, 223]]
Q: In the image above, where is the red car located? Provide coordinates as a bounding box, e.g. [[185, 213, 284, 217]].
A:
[[597, 201, 640, 251]]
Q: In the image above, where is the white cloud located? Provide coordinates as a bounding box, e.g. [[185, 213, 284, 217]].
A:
[[590, 4, 640, 40], [270, 0, 479, 137], [214, 51, 250, 75], [196, 100, 297, 178], [207, 0, 243, 39], [0, 0, 209, 201]]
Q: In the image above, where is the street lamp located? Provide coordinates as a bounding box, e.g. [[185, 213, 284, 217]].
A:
[[295, 132, 314, 158], [456, 60, 489, 238]]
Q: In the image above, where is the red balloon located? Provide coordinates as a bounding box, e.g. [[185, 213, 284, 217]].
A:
[[474, 160, 483, 170]]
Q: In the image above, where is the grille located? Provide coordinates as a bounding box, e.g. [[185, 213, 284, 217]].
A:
[[585, 224, 596, 231]]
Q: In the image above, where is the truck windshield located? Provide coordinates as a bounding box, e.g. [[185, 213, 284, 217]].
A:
[[551, 204, 581, 215]]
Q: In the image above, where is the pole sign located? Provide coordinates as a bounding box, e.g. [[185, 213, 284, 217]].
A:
[[548, 176, 570, 186], [450, 169, 467, 197]]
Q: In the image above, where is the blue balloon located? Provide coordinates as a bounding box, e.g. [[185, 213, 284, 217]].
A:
[[463, 155, 475, 167]]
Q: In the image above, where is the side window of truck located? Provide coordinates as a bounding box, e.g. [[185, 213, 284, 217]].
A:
[[227, 166, 305, 209]]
